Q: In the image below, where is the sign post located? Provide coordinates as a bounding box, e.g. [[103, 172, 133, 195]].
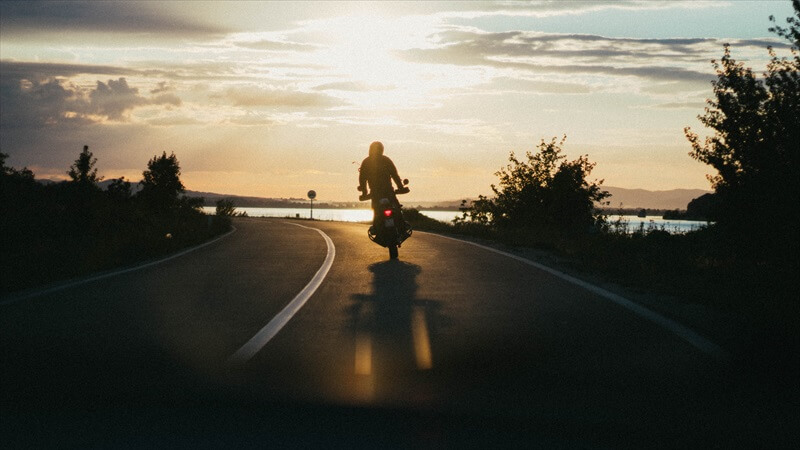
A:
[[307, 190, 316, 220]]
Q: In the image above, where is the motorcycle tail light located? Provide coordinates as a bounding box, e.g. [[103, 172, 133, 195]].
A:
[[383, 209, 393, 217]]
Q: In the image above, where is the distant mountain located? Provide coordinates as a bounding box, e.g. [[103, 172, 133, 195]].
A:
[[97, 178, 143, 193], [186, 186, 712, 210], [602, 187, 711, 210], [424, 187, 712, 211], [81, 180, 709, 211]]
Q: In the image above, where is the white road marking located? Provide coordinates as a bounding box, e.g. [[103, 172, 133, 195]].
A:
[[229, 222, 336, 365], [0, 226, 237, 306], [421, 232, 730, 361]]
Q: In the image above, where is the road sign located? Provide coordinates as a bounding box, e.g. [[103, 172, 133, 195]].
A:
[[308, 190, 316, 220]]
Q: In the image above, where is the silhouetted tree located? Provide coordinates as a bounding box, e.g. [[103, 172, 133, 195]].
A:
[[106, 177, 132, 200], [68, 145, 103, 187], [215, 198, 237, 217], [138, 152, 185, 211], [684, 2, 799, 261], [1, 152, 34, 181], [685, 193, 719, 221], [2, 150, 222, 294], [458, 136, 609, 235]]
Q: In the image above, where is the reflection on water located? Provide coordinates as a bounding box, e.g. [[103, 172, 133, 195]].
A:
[[610, 216, 709, 234], [201, 206, 458, 223], [203, 206, 708, 233]]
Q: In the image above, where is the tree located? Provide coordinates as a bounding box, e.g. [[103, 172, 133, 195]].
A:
[[68, 145, 103, 186], [458, 136, 609, 235], [215, 199, 237, 217], [138, 152, 185, 211], [1, 152, 34, 181], [106, 177, 132, 200], [684, 2, 799, 260]]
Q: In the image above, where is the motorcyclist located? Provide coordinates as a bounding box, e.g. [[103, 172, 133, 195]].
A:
[[358, 141, 406, 229]]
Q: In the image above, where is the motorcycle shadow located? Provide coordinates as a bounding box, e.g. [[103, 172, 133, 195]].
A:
[[346, 261, 450, 385]]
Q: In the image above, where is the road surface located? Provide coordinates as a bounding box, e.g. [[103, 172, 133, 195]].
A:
[[1, 218, 796, 447]]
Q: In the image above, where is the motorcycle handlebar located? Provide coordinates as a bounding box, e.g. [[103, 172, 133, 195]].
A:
[[357, 184, 410, 201]]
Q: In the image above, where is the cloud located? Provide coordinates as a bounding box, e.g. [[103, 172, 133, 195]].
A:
[[396, 30, 741, 84], [0, 1, 226, 36], [150, 81, 172, 94], [0, 66, 183, 128], [225, 113, 276, 126], [89, 78, 148, 120], [435, 0, 727, 19], [224, 86, 343, 108], [147, 115, 203, 127], [234, 39, 320, 52], [0, 76, 92, 129], [650, 101, 707, 109], [474, 77, 592, 94], [312, 81, 396, 92], [0, 60, 137, 80], [87, 78, 182, 120]]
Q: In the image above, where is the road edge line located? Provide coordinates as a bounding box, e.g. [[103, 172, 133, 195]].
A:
[[228, 222, 336, 365], [0, 226, 237, 306], [420, 231, 730, 361]]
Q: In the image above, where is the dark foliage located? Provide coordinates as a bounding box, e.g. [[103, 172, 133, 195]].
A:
[[685, 2, 799, 265], [139, 151, 185, 212], [1, 148, 227, 294], [67, 145, 103, 187], [210, 199, 239, 234], [435, 6, 799, 353], [456, 136, 609, 239]]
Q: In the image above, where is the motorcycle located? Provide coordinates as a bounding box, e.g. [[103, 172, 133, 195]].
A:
[[358, 179, 412, 259]]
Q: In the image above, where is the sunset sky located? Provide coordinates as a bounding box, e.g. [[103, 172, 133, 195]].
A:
[[1, 1, 794, 202]]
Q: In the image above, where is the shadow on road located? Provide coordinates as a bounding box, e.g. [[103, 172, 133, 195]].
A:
[[346, 260, 448, 402]]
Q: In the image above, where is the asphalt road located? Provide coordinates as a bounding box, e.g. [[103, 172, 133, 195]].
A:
[[1, 218, 797, 448]]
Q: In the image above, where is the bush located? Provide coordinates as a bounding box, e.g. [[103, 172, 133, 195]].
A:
[[457, 136, 609, 237], [0, 149, 222, 294]]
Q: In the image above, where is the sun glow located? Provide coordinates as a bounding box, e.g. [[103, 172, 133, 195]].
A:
[[299, 13, 488, 109]]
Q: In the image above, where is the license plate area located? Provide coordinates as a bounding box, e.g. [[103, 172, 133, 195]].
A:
[[384, 218, 395, 227]]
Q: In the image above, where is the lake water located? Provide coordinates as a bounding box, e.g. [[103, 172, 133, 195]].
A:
[[202, 207, 707, 234], [201, 206, 458, 223]]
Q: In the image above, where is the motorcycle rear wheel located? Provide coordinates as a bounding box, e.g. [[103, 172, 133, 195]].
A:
[[389, 245, 398, 259]]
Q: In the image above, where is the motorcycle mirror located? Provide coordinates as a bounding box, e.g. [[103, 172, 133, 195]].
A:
[[403, 179, 409, 186]]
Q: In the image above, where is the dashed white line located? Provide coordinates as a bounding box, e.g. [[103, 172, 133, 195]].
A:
[[229, 222, 336, 365], [421, 231, 729, 361]]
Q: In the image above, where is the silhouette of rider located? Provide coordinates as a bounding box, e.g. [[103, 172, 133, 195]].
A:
[[358, 141, 405, 227]]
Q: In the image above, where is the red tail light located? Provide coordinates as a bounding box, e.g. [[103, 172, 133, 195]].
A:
[[383, 209, 393, 217]]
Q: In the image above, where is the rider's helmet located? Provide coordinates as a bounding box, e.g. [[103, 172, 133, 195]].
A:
[[369, 141, 384, 157]]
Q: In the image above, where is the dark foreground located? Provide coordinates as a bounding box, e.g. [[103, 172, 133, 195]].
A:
[[2, 219, 797, 448]]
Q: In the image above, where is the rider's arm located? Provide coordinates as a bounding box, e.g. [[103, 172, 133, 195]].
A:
[[385, 157, 403, 189], [358, 159, 368, 193]]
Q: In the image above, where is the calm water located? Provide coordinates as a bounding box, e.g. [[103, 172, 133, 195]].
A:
[[607, 216, 708, 234], [201, 206, 459, 223], [202, 207, 707, 233]]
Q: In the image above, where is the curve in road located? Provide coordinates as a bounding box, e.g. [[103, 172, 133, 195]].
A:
[[425, 232, 728, 360], [229, 222, 336, 364]]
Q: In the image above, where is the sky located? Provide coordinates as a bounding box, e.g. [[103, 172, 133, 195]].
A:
[[0, 1, 795, 203]]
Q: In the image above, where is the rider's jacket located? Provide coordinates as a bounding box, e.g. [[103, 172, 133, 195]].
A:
[[359, 154, 403, 207]]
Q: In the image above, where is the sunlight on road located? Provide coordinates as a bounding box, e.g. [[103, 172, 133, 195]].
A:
[[412, 307, 433, 370], [355, 333, 373, 375]]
